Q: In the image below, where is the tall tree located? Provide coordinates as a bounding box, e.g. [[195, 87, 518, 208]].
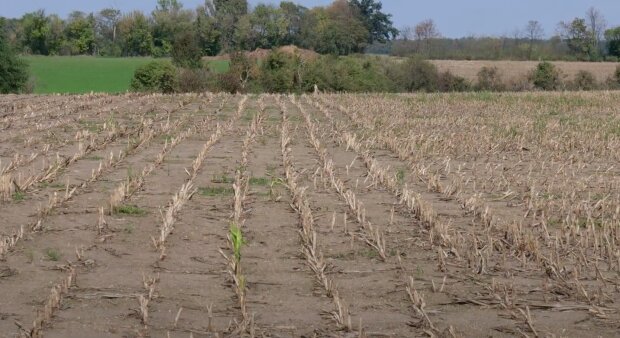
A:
[[195, 3, 221, 56], [47, 14, 65, 55], [118, 11, 153, 56], [95, 8, 121, 55], [524, 20, 544, 60], [152, 0, 194, 56], [586, 7, 606, 54], [558, 18, 595, 60], [349, 0, 398, 44], [605, 26, 620, 57], [64, 11, 95, 55], [21, 10, 51, 54], [172, 30, 202, 68], [212, 0, 248, 50], [0, 31, 29, 93], [213, 0, 248, 17], [414, 19, 440, 56], [310, 0, 368, 55], [279, 2, 307, 46], [399, 26, 415, 41], [157, 0, 182, 12], [248, 4, 288, 49]]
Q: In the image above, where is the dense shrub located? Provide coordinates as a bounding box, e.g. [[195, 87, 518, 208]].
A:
[[531, 61, 562, 90], [214, 52, 260, 93], [0, 36, 29, 93], [176, 68, 211, 93], [304, 56, 394, 93], [438, 71, 470, 92], [171, 31, 203, 69], [259, 50, 301, 93], [606, 65, 620, 89], [394, 58, 439, 92], [572, 70, 597, 90], [476, 66, 504, 91], [130, 61, 176, 93], [506, 74, 534, 92]]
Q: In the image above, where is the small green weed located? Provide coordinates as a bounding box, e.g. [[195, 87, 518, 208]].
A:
[[12, 191, 25, 201], [199, 186, 234, 197], [211, 174, 234, 184], [39, 182, 65, 189], [45, 248, 61, 261], [249, 177, 270, 186], [396, 169, 406, 185], [359, 249, 379, 259], [115, 204, 147, 216], [229, 223, 244, 264]]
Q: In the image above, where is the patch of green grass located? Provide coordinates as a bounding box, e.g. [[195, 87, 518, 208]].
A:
[[207, 60, 230, 73], [211, 174, 234, 184], [39, 182, 65, 189], [249, 177, 270, 186], [114, 204, 148, 216], [540, 192, 559, 200], [44, 248, 61, 261], [358, 249, 379, 259], [328, 251, 355, 260], [12, 191, 25, 202], [199, 186, 234, 197], [24, 56, 156, 94], [84, 155, 104, 161], [396, 169, 406, 185]]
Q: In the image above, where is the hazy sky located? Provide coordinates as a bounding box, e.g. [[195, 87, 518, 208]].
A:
[[2, 1, 619, 38]]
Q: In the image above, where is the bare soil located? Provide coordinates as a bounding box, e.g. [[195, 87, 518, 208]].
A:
[[430, 59, 620, 82], [1, 92, 619, 337]]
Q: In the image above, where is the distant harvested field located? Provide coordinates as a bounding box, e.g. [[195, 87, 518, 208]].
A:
[[430, 60, 620, 82]]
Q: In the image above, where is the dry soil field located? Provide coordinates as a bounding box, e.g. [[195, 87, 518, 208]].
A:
[[0, 91, 619, 337], [430, 60, 620, 83]]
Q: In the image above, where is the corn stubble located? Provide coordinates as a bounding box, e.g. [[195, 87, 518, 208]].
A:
[[306, 91, 620, 335], [4, 91, 620, 336], [219, 95, 263, 334], [279, 100, 353, 332]]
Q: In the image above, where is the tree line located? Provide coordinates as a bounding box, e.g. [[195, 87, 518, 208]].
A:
[[0, 0, 397, 57], [2, 1, 619, 61], [130, 51, 620, 95], [373, 7, 620, 61]]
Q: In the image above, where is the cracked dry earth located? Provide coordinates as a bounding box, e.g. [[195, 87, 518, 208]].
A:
[[1, 91, 620, 338]]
